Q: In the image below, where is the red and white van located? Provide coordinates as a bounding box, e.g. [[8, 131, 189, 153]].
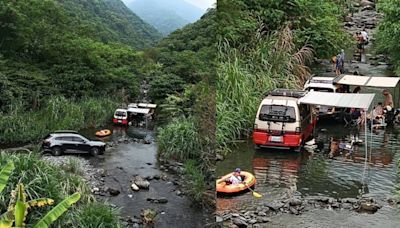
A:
[[112, 109, 128, 125], [253, 89, 317, 151]]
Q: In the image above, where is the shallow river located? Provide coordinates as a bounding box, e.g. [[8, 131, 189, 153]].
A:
[[216, 121, 400, 227], [79, 125, 209, 228]]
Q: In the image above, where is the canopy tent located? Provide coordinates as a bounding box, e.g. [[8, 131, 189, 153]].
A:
[[128, 103, 157, 109], [138, 103, 157, 109], [127, 107, 150, 114], [334, 75, 400, 88], [298, 91, 375, 109]]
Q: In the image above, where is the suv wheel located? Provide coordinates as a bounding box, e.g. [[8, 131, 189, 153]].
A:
[[91, 147, 100, 156], [52, 147, 62, 156]]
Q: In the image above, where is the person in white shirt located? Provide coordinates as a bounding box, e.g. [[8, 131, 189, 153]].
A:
[[361, 29, 369, 45], [228, 168, 243, 185]]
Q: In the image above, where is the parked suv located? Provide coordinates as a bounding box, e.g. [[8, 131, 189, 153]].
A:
[[42, 131, 106, 156]]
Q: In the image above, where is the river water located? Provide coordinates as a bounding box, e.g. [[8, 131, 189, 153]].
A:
[[78, 125, 209, 227], [216, 11, 400, 227], [216, 120, 400, 227]]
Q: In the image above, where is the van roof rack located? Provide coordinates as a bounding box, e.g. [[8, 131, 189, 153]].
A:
[[53, 130, 79, 134], [268, 89, 308, 98]]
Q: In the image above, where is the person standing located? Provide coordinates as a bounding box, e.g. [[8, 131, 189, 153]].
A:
[[383, 89, 393, 108], [361, 28, 369, 46]]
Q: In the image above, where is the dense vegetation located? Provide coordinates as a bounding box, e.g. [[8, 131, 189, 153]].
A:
[[217, 0, 352, 152], [154, 10, 216, 203], [0, 152, 120, 227], [0, 0, 162, 143], [376, 0, 400, 76]]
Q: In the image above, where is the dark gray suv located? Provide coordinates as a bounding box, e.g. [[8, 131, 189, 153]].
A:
[[42, 131, 106, 156]]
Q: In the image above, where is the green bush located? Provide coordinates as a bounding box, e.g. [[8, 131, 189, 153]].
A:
[[376, 0, 400, 75], [158, 117, 203, 161], [0, 152, 94, 226], [72, 202, 121, 228], [184, 160, 207, 203]]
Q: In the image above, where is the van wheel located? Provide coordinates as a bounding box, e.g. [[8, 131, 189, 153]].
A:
[[90, 147, 100, 156], [52, 147, 62, 156]]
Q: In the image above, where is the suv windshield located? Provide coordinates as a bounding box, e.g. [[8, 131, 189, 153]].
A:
[[115, 111, 127, 117], [259, 105, 296, 122]]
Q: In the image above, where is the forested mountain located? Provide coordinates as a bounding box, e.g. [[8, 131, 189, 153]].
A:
[[0, 0, 160, 112], [60, 0, 162, 48], [127, 0, 205, 35]]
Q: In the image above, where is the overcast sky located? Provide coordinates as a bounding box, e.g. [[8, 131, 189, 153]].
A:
[[122, 0, 216, 10]]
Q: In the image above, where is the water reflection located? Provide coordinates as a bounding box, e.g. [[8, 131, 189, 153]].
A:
[[216, 122, 399, 212]]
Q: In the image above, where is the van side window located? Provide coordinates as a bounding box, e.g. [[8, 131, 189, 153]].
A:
[[299, 105, 310, 121]]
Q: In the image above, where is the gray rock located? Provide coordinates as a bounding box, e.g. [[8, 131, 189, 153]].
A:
[[248, 219, 257, 224], [232, 218, 248, 227], [231, 213, 240, 217], [216, 216, 223, 223], [341, 198, 358, 204], [289, 207, 299, 215], [341, 203, 353, 209], [108, 188, 120, 196], [146, 197, 168, 204], [289, 198, 302, 206], [264, 202, 284, 211], [215, 154, 224, 161], [133, 176, 150, 189], [257, 212, 267, 216]]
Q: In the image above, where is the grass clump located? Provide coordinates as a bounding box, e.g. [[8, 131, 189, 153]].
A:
[[0, 151, 120, 227], [72, 202, 122, 228], [158, 117, 203, 161], [0, 96, 117, 144], [184, 160, 207, 203]]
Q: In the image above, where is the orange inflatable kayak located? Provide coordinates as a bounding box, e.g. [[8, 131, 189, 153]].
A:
[[216, 171, 256, 194], [95, 129, 112, 137]]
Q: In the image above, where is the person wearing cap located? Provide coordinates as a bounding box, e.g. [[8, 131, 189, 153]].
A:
[[229, 168, 243, 185], [218, 168, 243, 185]]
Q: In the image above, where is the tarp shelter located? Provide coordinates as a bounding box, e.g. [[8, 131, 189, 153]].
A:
[[298, 90, 376, 177], [298, 91, 375, 109], [127, 107, 150, 114], [334, 75, 400, 88], [138, 103, 157, 109]]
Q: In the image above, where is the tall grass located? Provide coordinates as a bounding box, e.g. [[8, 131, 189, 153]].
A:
[[184, 160, 207, 203], [217, 25, 313, 153], [158, 117, 203, 161], [0, 151, 95, 226], [0, 96, 118, 144], [72, 202, 122, 228]]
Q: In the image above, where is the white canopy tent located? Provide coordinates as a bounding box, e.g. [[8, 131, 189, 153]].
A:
[[334, 75, 400, 88], [298, 91, 375, 109], [299, 91, 376, 187], [127, 107, 150, 114]]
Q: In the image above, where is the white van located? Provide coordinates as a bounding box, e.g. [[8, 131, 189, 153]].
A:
[[253, 89, 316, 151]]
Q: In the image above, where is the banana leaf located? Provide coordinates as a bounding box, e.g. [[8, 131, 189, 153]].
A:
[[33, 192, 81, 228], [0, 162, 14, 193]]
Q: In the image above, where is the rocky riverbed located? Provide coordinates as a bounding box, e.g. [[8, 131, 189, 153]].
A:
[[216, 192, 398, 227]]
